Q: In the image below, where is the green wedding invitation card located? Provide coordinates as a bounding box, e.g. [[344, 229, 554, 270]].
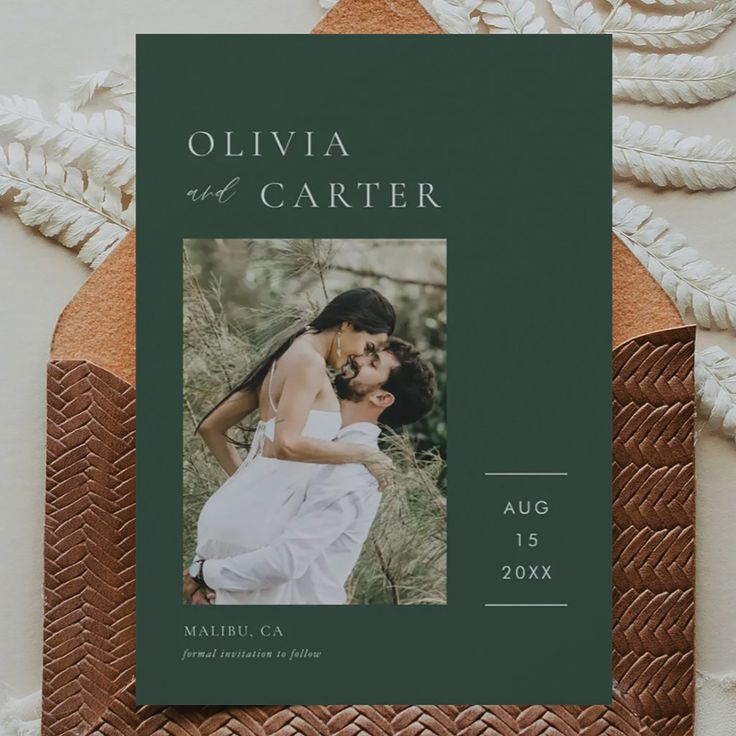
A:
[[136, 33, 612, 705]]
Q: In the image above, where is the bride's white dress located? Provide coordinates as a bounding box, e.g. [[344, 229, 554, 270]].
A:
[[194, 361, 342, 604]]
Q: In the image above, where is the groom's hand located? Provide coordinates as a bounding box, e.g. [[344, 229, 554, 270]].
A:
[[184, 567, 217, 604], [191, 586, 217, 605], [183, 568, 200, 600]]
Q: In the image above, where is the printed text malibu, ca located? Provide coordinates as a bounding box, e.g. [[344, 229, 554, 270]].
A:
[[185, 130, 442, 209]]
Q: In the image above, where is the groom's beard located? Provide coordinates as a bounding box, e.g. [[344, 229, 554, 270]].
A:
[[335, 356, 369, 402], [335, 373, 371, 402]]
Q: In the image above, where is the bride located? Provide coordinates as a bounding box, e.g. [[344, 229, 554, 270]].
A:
[[184, 287, 396, 605]]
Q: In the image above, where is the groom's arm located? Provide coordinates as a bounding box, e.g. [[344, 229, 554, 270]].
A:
[[201, 465, 378, 592]]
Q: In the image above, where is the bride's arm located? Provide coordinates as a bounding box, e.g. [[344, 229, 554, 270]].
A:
[[270, 355, 392, 486], [196, 388, 259, 476]]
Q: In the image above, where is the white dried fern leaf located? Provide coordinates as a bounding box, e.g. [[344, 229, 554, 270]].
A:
[[548, 0, 603, 32], [612, 195, 736, 328], [67, 70, 113, 109], [56, 103, 135, 192], [0, 143, 134, 268], [0, 683, 40, 736], [0, 95, 135, 193], [607, 3, 736, 49], [695, 346, 736, 441], [606, 0, 714, 7], [481, 0, 548, 32], [613, 115, 736, 190], [67, 69, 136, 119], [613, 52, 736, 104], [432, 0, 482, 32]]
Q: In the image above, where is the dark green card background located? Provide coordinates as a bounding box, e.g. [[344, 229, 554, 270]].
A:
[[137, 34, 612, 706]]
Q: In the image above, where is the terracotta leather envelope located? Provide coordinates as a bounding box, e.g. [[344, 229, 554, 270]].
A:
[[42, 2, 695, 734]]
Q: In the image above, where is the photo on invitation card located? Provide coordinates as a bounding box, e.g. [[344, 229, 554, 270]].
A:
[[182, 237, 447, 607]]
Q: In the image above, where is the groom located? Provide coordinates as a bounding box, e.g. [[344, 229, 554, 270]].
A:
[[184, 337, 436, 605]]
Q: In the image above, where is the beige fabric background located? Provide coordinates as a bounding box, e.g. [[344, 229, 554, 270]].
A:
[[0, 0, 734, 732]]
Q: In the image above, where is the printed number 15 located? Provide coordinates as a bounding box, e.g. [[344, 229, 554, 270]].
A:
[[516, 533, 538, 548]]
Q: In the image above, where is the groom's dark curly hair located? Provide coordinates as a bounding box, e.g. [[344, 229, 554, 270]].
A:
[[379, 338, 437, 427]]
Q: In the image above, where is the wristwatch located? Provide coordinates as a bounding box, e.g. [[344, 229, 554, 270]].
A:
[[189, 558, 207, 587]]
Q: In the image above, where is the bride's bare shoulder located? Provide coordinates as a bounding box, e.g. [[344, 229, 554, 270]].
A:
[[279, 340, 326, 376]]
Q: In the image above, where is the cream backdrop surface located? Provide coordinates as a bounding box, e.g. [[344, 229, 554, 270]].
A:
[[0, 1, 734, 733]]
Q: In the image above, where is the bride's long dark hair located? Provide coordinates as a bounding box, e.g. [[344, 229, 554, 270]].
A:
[[195, 287, 396, 437]]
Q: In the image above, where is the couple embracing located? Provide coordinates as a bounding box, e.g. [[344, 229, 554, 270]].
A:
[[183, 287, 437, 605]]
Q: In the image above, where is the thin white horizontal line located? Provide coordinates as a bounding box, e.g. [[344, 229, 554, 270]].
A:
[[484, 603, 569, 607], [484, 472, 568, 476]]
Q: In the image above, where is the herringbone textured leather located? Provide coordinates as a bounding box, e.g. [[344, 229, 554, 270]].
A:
[[43, 324, 695, 735], [44, 360, 136, 736], [77, 683, 646, 736], [611, 326, 696, 736]]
